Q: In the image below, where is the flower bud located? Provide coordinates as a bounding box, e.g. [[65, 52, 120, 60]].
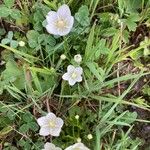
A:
[[74, 54, 82, 63]]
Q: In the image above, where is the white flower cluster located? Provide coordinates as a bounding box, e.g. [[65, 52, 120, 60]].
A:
[[61, 54, 83, 86], [37, 4, 89, 150], [37, 112, 90, 150]]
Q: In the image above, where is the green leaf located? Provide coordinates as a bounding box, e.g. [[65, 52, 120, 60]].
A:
[[86, 62, 103, 82], [75, 5, 90, 27], [8, 31, 13, 39], [125, 13, 140, 31], [28, 122, 39, 132], [84, 23, 95, 61], [0, 126, 13, 137], [22, 113, 33, 123], [10, 9, 21, 19], [2, 60, 25, 89], [10, 40, 18, 48], [1, 38, 10, 45], [4, 0, 15, 8], [0, 6, 10, 17], [19, 124, 29, 133], [38, 34, 56, 46], [27, 30, 39, 48], [28, 39, 38, 48]]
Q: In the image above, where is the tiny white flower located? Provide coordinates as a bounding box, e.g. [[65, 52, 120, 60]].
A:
[[37, 112, 64, 137], [87, 134, 93, 140], [62, 65, 83, 86], [75, 115, 79, 120], [65, 143, 90, 150], [42, 142, 62, 150], [74, 54, 82, 63], [60, 54, 66, 60], [46, 4, 74, 36], [77, 137, 81, 143], [19, 41, 25, 47]]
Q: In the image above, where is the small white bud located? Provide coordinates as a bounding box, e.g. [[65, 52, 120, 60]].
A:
[[74, 54, 82, 63], [77, 137, 81, 143], [75, 115, 79, 120], [87, 134, 93, 140], [19, 41, 25, 47], [60, 54, 66, 60]]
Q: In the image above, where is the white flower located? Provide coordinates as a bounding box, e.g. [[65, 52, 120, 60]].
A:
[[75, 115, 79, 120], [37, 112, 64, 137], [87, 134, 93, 140], [19, 41, 25, 47], [65, 143, 90, 150], [62, 65, 83, 86], [42, 142, 62, 150], [60, 54, 66, 60], [46, 4, 74, 36], [74, 54, 82, 63]]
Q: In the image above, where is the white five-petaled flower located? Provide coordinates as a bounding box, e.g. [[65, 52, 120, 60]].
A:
[[65, 143, 90, 150], [42, 142, 62, 150], [46, 4, 74, 36], [37, 112, 64, 137], [74, 54, 82, 63], [62, 65, 83, 86]]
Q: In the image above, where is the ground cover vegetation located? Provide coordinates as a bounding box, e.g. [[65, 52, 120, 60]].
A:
[[0, 0, 150, 149]]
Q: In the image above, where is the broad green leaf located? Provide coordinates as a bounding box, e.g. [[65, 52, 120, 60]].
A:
[[8, 31, 13, 39], [10, 40, 18, 48], [125, 14, 140, 31], [11, 9, 21, 19], [19, 124, 29, 133], [2, 60, 25, 89], [1, 38, 10, 45], [0, 6, 10, 17], [27, 30, 39, 48], [75, 5, 90, 27], [4, 0, 15, 8]]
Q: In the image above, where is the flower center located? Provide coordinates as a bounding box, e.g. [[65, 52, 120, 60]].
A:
[[56, 19, 66, 29], [71, 72, 77, 79], [48, 121, 56, 128]]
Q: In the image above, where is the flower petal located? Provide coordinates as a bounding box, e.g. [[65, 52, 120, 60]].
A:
[[44, 142, 55, 149], [67, 65, 75, 73], [75, 67, 83, 75], [76, 75, 82, 82], [64, 143, 90, 150], [50, 128, 61, 136], [68, 78, 76, 86], [46, 24, 58, 35], [62, 73, 69, 80], [57, 16, 74, 36], [56, 117, 64, 128], [46, 11, 58, 35], [57, 4, 71, 18], [46, 11, 57, 24], [37, 116, 48, 126], [46, 112, 56, 120], [39, 127, 50, 136]]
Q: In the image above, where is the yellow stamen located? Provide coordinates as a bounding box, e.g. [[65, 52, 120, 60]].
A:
[[71, 72, 77, 79], [49, 121, 55, 128], [56, 19, 66, 29]]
